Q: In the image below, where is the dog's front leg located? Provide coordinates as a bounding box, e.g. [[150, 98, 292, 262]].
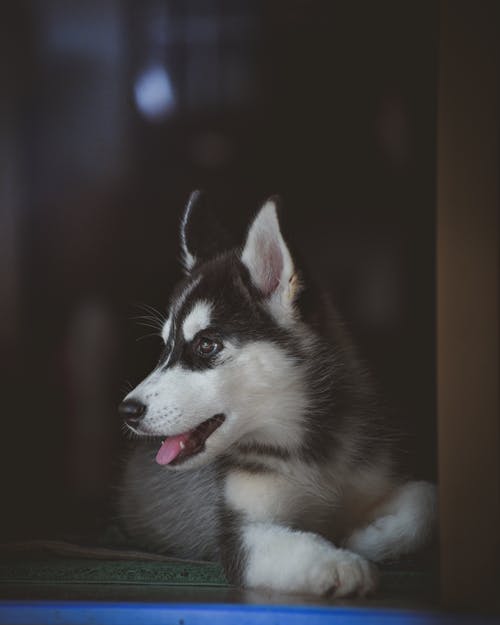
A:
[[220, 470, 377, 597], [220, 518, 377, 597]]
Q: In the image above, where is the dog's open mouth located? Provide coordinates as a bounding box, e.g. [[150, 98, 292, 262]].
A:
[[155, 414, 225, 466]]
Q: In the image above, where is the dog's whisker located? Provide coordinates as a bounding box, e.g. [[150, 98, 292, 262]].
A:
[[136, 332, 161, 342], [131, 313, 164, 323], [131, 303, 167, 327], [120, 380, 134, 395], [131, 316, 165, 332], [134, 321, 163, 333]]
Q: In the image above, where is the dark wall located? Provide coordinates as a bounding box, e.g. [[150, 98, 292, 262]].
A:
[[0, 0, 437, 540]]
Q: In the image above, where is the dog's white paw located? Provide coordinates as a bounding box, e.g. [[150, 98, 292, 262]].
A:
[[309, 549, 378, 597]]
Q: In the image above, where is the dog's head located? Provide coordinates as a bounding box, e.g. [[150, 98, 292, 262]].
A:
[[120, 192, 310, 469]]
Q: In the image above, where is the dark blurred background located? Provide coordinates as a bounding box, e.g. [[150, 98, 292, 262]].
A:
[[0, 0, 437, 541]]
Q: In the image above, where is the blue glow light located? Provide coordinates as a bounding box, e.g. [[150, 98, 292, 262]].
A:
[[134, 64, 175, 121]]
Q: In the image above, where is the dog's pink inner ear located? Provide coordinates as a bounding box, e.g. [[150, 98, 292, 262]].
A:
[[241, 199, 293, 298], [257, 237, 283, 296]]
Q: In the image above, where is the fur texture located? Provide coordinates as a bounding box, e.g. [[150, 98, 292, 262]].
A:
[[118, 193, 437, 597]]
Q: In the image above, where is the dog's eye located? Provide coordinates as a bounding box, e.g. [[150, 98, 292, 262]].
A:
[[195, 336, 222, 358]]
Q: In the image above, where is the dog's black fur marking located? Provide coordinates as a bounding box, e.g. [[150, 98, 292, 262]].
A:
[[234, 442, 292, 461]]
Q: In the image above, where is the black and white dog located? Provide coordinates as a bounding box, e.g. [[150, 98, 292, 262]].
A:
[[118, 192, 437, 597]]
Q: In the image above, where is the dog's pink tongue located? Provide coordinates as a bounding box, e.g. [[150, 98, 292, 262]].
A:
[[155, 433, 190, 465]]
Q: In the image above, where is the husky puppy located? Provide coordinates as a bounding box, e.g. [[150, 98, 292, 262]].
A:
[[118, 192, 437, 597]]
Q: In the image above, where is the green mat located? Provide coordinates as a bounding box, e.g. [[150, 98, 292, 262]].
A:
[[0, 558, 227, 587], [0, 540, 228, 587], [0, 539, 438, 601]]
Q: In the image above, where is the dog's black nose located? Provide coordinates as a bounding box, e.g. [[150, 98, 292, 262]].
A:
[[119, 399, 146, 426]]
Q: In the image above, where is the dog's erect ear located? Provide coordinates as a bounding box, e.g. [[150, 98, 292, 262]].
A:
[[241, 198, 300, 312], [180, 191, 231, 273], [180, 190, 203, 272]]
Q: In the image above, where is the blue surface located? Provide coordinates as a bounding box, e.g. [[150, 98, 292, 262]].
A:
[[0, 601, 498, 625]]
